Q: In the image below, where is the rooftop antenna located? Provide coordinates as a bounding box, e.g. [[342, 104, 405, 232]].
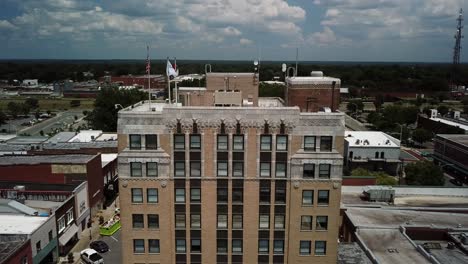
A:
[[295, 47, 299, 77], [453, 8, 464, 66]]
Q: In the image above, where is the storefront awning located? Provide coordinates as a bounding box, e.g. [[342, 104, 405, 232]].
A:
[[59, 224, 78, 246]]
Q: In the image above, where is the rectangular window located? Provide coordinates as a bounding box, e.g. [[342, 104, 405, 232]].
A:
[[233, 162, 244, 177], [131, 188, 143, 203], [259, 215, 270, 229], [176, 239, 186, 253], [66, 209, 74, 224], [132, 214, 144, 228], [319, 164, 331, 178], [191, 239, 201, 253], [130, 134, 141, 150], [36, 241, 41, 253], [274, 215, 285, 229], [175, 162, 185, 177], [318, 190, 329, 205], [303, 164, 315, 178], [275, 163, 286, 178], [315, 241, 327, 255], [175, 188, 185, 203], [301, 215, 312, 230], [316, 216, 328, 230], [148, 239, 160, 253], [190, 188, 201, 202], [58, 217, 65, 233], [275, 185, 286, 204], [302, 190, 313, 205], [274, 240, 284, 254], [276, 135, 288, 151], [217, 135, 228, 150], [304, 136, 316, 151], [174, 135, 185, 150], [260, 135, 272, 151], [190, 162, 201, 177], [300, 241, 311, 255], [260, 162, 271, 177], [320, 136, 333, 151], [175, 214, 185, 229], [217, 239, 228, 253], [232, 214, 243, 229], [191, 214, 201, 229], [145, 134, 158, 150], [130, 162, 142, 177], [133, 239, 145, 253], [217, 214, 228, 229], [217, 188, 228, 203], [147, 188, 158, 203], [232, 239, 243, 253], [232, 188, 243, 203], [148, 214, 159, 229], [190, 135, 201, 150], [258, 239, 269, 254], [217, 162, 228, 177], [260, 186, 270, 203], [48, 230, 53, 242], [146, 162, 158, 177], [233, 135, 244, 150]]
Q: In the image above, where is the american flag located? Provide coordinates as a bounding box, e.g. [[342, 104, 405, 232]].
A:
[[146, 46, 150, 74]]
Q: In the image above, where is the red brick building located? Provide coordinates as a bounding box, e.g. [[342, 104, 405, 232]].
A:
[[0, 237, 32, 264]]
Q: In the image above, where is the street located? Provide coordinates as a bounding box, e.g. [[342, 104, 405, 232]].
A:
[[99, 229, 121, 264], [20, 109, 86, 136]]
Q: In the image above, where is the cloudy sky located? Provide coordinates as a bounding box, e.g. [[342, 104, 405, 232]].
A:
[[0, 0, 467, 62]]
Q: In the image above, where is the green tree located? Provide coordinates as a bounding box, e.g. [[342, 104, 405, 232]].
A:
[[0, 111, 6, 125], [87, 87, 147, 131], [405, 161, 444, 186], [351, 167, 371, 176], [437, 105, 449, 116], [70, 100, 81, 107], [350, 168, 397, 185], [25, 98, 39, 109], [346, 100, 364, 112], [20, 103, 30, 116], [412, 128, 433, 145], [7, 102, 21, 118], [259, 83, 285, 98]]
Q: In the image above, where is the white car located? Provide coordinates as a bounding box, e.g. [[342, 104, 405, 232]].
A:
[[80, 248, 104, 264]]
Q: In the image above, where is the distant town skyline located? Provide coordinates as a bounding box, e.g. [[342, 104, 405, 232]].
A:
[[0, 0, 467, 62]]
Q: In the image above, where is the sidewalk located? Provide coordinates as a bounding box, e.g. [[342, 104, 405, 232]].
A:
[[64, 201, 118, 264]]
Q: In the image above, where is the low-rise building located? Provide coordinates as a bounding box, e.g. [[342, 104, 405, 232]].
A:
[[433, 134, 468, 183], [344, 131, 401, 175]]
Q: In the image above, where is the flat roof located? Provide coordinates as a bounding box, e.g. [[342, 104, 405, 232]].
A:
[[6, 136, 48, 145], [68, 130, 103, 143], [345, 131, 400, 147], [0, 154, 96, 165], [437, 134, 468, 147], [101, 153, 118, 168], [0, 134, 17, 143], [338, 242, 372, 264], [45, 132, 76, 143], [431, 118, 468, 131], [41, 141, 117, 149], [0, 214, 48, 235], [206, 72, 255, 77], [0, 181, 77, 192], [286, 76, 341, 85], [95, 133, 117, 141]]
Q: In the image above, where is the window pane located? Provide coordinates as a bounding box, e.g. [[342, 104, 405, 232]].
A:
[[217, 239, 227, 253], [131, 188, 143, 203], [175, 188, 185, 203], [260, 162, 271, 177], [133, 239, 145, 253], [217, 162, 228, 177], [275, 163, 286, 178], [191, 188, 201, 202], [176, 239, 186, 253], [301, 216, 312, 230], [217, 135, 228, 150], [320, 136, 332, 151], [175, 162, 185, 177], [303, 164, 315, 178], [190, 162, 201, 177], [130, 135, 141, 149], [300, 241, 311, 255], [174, 135, 185, 149], [191, 214, 201, 228], [148, 214, 159, 229], [132, 214, 144, 228], [319, 164, 331, 178], [232, 188, 243, 203], [146, 162, 158, 177], [316, 216, 328, 230], [275, 186, 286, 204], [191, 239, 201, 253], [147, 188, 158, 203], [260, 186, 270, 203], [233, 135, 244, 150], [232, 239, 243, 253], [261, 135, 272, 151], [304, 136, 316, 151], [302, 190, 313, 205], [258, 240, 269, 253], [274, 215, 285, 229], [190, 135, 201, 149], [217, 214, 228, 229], [259, 215, 269, 229], [149, 239, 160, 253], [130, 162, 142, 177], [233, 162, 244, 177], [232, 214, 243, 229], [318, 190, 329, 205], [175, 214, 185, 228], [274, 240, 284, 254], [145, 135, 158, 150], [315, 241, 327, 255], [217, 188, 228, 203], [276, 135, 288, 151]]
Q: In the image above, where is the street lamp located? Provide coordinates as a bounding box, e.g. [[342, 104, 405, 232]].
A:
[[396, 123, 405, 146]]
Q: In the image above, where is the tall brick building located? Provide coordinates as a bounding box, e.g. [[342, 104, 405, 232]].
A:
[[117, 96, 345, 263]]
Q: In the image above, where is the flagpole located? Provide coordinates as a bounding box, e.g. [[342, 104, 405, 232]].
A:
[[147, 45, 151, 110], [174, 57, 178, 105], [167, 57, 172, 104]]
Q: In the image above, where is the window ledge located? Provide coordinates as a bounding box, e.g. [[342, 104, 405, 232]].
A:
[[317, 204, 329, 207], [148, 253, 160, 255], [315, 254, 327, 256], [133, 253, 145, 255], [300, 230, 313, 232], [301, 205, 314, 207], [316, 230, 328, 232], [299, 254, 311, 256]]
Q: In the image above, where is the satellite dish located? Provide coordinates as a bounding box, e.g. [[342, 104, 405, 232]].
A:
[[281, 63, 287, 72], [254, 60, 259, 66]]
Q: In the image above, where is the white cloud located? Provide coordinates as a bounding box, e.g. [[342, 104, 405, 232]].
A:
[[309, 27, 336, 45], [0, 20, 17, 30], [222, 26, 242, 36], [240, 38, 253, 45]]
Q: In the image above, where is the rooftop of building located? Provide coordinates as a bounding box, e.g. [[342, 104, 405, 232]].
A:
[[414, 239, 468, 264], [344, 131, 400, 148], [101, 153, 118, 168], [6, 136, 48, 145], [0, 134, 17, 143], [430, 118, 468, 131], [0, 154, 97, 165], [436, 134, 468, 147], [286, 75, 341, 85], [0, 234, 28, 263], [45, 132, 76, 143], [338, 242, 373, 264], [68, 130, 103, 143], [95, 133, 117, 141], [0, 181, 78, 192], [0, 214, 48, 235], [0, 199, 38, 215], [41, 141, 117, 149], [206, 72, 256, 77]]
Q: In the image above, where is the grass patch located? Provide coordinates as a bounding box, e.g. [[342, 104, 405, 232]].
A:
[[0, 97, 95, 111]]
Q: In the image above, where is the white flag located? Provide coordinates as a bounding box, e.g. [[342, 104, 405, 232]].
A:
[[166, 60, 178, 80]]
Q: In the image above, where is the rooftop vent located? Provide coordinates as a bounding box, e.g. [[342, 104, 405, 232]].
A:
[[355, 139, 361, 145], [311, 71, 323, 77], [363, 139, 370, 145]]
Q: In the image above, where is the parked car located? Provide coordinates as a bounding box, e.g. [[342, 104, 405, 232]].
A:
[[90, 240, 109, 253], [450, 178, 463, 186], [80, 248, 104, 264]]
